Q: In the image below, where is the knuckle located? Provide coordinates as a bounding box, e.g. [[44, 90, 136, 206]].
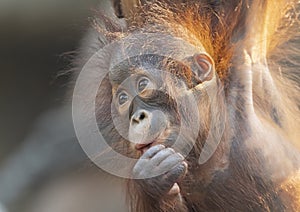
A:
[[175, 163, 187, 173], [175, 152, 184, 160], [132, 166, 140, 176], [165, 147, 175, 154], [138, 170, 148, 178]]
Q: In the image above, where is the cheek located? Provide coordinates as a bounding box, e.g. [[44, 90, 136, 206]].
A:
[[111, 105, 131, 139], [117, 104, 131, 117], [150, 109, 168, 127]]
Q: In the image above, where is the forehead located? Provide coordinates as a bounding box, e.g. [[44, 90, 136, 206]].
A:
[[109, 55, 166, 85]]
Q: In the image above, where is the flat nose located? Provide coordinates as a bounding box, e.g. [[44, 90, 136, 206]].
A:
[[131, 110, 148, 125]]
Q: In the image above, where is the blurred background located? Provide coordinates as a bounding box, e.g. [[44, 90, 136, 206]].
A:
[[0, 0, 125, 211]]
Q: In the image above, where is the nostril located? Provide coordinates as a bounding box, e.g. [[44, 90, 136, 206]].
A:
[[131, 110, 148, 125], [132, 118, 139, 124], [139, 112, 146, 120]]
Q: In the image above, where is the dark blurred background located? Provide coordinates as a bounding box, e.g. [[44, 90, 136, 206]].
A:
[[0, 0, 97, 161], [0, 1, 125, 211]]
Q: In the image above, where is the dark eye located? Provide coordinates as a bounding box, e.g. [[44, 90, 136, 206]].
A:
[[138, 77, 149, 92], [118, 92, 128, 105]]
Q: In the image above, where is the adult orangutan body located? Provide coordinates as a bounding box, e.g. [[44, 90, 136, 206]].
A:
[[76, 0, 300, 211]]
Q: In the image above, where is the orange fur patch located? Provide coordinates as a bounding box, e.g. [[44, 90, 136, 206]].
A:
[[278, 171, 300, 210]]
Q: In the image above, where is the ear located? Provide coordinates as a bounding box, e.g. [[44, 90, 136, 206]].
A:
[[112, 0, 124, 18], [112, 0, 141, 19], [190, 53, 214, 83]]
